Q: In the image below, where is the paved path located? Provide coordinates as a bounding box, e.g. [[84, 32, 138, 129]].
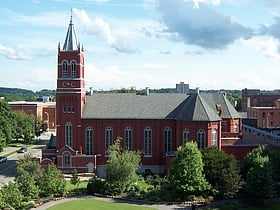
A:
[[33, 195, 191, 210]]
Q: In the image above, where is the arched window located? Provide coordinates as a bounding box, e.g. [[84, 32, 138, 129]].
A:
[[197, 129, 205, 149], [183, 128, 190, 145], [164, 127, 172, 154], [65, 122, 72, 147], [85, 127, 93, 155], [63, 152, 71, 166], [124, 127, 132, 150], [62, 61, 68, 77], [211, 129, 217, 146], [71, 60, 76, 78], [105, 127, 113, 154], [144, 127, 152, 157]]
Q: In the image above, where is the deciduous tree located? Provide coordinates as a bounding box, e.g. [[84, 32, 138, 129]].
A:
[[105, 137, 141, 194], [169, 142, 210, 200], [202, 147, 242, 199]]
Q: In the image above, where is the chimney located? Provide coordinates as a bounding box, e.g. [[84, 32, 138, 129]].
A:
[[145, 87, 149, 96]]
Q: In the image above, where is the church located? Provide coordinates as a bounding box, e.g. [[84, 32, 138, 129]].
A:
[[41, 16, 243, 177]]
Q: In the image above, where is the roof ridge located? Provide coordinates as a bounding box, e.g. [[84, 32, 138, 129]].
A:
[[195, 93, 220, 121]]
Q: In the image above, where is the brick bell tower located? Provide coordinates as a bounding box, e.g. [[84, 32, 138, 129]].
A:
[[55, 14, 86, 168]]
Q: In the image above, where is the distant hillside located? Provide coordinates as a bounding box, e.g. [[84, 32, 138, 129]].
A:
[[0, 87, 56, 102], [0, 87, 34, 96]]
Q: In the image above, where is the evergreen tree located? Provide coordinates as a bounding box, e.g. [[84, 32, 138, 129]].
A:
[[169, 142, 210, 200]]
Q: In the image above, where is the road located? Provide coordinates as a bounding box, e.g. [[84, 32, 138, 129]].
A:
[[0, 143, 45, 187]]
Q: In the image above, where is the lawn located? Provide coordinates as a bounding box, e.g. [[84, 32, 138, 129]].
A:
[[46, 198, 156, 210]]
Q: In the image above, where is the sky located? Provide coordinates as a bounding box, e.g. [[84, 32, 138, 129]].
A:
[[1, 0, 280, 92]]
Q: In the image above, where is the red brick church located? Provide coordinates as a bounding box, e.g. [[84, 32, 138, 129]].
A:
[[41, 16, 243, 177]]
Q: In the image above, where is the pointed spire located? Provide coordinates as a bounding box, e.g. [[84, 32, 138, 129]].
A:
[[63, 9, 78, 51]]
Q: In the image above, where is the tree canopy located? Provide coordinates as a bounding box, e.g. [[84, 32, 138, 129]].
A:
[[169, 142, 210, 200], [105, 137, 141, 194], [202, 147, 243, 199]]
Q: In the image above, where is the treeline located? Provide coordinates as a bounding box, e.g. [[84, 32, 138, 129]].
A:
[[0, 87, 242, 110]]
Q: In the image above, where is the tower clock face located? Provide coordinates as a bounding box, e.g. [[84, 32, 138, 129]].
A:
[[62, 82, 76, 87], [63, 82, 70, 87]]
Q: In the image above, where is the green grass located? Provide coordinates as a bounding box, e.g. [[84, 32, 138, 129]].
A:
[[46, 198, 156, 210], [66, 180, 88, 192]]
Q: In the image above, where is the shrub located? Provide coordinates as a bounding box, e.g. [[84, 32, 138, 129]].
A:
[[87, 176, 106, 195]]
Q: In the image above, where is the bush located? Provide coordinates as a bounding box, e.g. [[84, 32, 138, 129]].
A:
[[87, 176, 106, 195]]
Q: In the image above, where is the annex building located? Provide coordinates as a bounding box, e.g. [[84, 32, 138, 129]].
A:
[[41, 16, 244, 177]]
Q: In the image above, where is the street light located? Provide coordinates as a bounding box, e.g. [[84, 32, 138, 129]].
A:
[[44, 112, 49, 132]]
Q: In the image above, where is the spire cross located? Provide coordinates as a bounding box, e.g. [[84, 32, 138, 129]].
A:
[[70, 8, 73, 23]]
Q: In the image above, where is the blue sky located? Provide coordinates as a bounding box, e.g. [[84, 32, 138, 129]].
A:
[[1, 0, 280, 91]]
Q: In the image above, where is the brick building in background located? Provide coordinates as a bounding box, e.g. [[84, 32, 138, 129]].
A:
[[9, 101, 56, 131]]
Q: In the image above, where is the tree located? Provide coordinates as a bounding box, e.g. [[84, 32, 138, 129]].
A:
[[105, 137, 141, 194], [15, 154, 41, 201], [0, 181, 23, 209], [169, 142, 210, 200], [14, 111, 35, 144], [16, 168, 40, 201], [16, 154, 42, 180], [0, 130, 5, 152], [202, 147, 243, 199], [244, 153, 275, 198], [37, 164, 67, 197], [70, 169, 80, 190], [0, 100, 16, 144], [241, 146, 275, 198]]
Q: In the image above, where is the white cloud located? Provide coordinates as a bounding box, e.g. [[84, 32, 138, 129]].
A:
[[73, 8, 139, 54], [0, 44, 32, 60], [243, 36, 280, 59], [153, 0, 253, 49]]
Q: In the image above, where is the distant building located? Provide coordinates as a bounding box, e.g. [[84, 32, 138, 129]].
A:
[[9, 101, 56, 131], [41, 16, 245, 177], [247, 99, 280, 129], [242, 88, 280, 112], [176, 82, 189, 94]]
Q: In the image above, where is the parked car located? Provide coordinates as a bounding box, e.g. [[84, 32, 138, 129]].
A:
[[17, 147, 27, 153], [0, 156, 7, 163]]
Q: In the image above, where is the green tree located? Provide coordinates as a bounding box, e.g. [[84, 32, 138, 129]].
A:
[[14, 111, 35, 144], [16, 154, 42, 180], [70, 169, 80, 190], [169, 142, 210, 200], [244, 153, 275, 198], [202, 147, 243, 199], [16, 168, 40, 201], [37, 164, 67, 197], [0, 100, 16, 144], [0, 130, 5, 152], [0, 181, 23, 209], [105, 137, 141, 194]]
